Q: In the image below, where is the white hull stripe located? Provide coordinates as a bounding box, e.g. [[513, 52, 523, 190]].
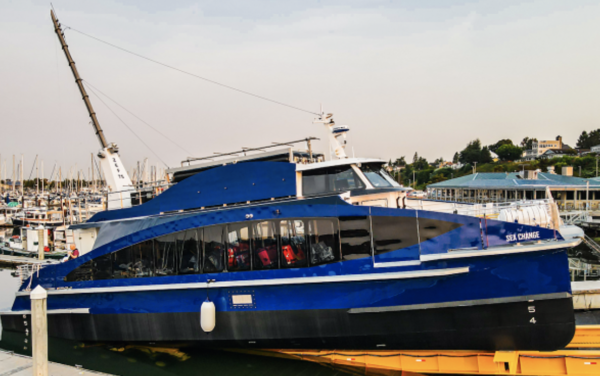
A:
[[15, 267, 469, 297], [0, 308, 90, 315], [421, 238, 581, 262], [349, 292, 571, 313]]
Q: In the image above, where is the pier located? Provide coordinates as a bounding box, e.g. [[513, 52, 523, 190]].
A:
[[0, 350, 114, 376]]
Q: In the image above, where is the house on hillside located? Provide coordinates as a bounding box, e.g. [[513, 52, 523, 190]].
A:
[[522, 136, 569, 161]]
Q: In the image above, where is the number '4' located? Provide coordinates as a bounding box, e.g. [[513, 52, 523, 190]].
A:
[[530, 317, 536, 324]]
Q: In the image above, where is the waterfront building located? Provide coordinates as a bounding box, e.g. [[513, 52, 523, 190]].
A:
[[427, 170, 600, 210]]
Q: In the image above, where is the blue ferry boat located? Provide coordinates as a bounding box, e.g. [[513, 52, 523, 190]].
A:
[[0, 11, 583, 351]]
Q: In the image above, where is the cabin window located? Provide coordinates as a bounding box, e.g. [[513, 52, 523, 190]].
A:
[[253, 221, 279, 270], [226, 224, 251, 271], [179, 229, 201, 274], [359, 163, 399, 188], [112, 245, 135, 278], [372, 216, 419, 255], [131, 240, 155, 277], [280, 219, 308, 268], [93, 253, 113, 280], [154, 234, 177, 276], [340, 216, 372, 260], [204, 225, 225, 273], [302, 166, 365, 196], [307, 219, 340, 265], [65, 260, 93, 282]]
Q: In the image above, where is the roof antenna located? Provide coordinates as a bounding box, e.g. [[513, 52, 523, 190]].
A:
[[313, 104, 350, 160]]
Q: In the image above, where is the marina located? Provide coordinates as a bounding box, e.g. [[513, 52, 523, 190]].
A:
[[2, 2, 600, 376]]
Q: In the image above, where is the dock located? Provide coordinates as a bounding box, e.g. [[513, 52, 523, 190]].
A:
[[573, 281, 600, 310], [0, 349, 114, 376], [236, 326, 600, 376]]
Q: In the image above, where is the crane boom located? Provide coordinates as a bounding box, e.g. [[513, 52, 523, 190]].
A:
[[51, 10, 108, 149]]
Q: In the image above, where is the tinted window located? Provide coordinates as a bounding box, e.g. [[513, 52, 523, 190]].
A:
[[359, 163, 400, 188], [253, 221, 279, 270], [155, 234, 177, 276], [131, 240, 155, 278], [280, 219, 308, 268], [372, 216, 419, 255], [93, 253, 113, 280], [307, 219, 340, 265], [65, 260, 93, 282], [112, 245, 134, 278], [204, 226, 225, 273], [227, 223, 251, 271], [302, 166, 365, 196], [179, 229, 201, 274], [340, 216, 371, 260]]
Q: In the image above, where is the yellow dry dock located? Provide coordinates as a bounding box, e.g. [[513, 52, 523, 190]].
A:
[[235, 326, 600, 376]]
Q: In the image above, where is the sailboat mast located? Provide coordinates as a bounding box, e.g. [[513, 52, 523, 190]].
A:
[[51, 10, 108, 149]]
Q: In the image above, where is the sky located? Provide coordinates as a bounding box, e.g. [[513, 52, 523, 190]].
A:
[[0, 0, 599, 180]]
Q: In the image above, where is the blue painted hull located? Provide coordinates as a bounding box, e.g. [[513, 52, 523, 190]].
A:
[[2, 194, 576, 350]]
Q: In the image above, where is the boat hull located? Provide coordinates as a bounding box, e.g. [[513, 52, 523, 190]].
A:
[[1, 295, 574, 350]]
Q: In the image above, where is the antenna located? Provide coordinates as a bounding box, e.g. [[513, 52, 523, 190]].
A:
[[313, 105, 350, 160]]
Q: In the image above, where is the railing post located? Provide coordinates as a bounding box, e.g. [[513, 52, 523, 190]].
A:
[[30, 285, 48, 376]]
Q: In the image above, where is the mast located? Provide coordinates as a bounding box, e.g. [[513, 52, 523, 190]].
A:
[[51, 9, 134, 210], [51, 10, 107, 149]]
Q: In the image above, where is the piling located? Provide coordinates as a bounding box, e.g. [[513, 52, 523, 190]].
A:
[[30, 285, 48, 376], [37, 226, 44, 260]]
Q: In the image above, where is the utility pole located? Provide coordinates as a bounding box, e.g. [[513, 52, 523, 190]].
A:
[[473, 162, 478, 174], [413, 170, 416, 189], [36, 157, 39, 196], [13, 154, 17, 195], [596, 155, 599, 177], [91, 153, 95, 193], [20, 155, 24, 199]]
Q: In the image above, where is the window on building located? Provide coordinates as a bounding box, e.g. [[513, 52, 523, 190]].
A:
[[302, 166, 366, 196], [280, 219, 308, 268], [253, 221, 279, 269], [372, 216, 419, 255], [307, 219, 339, 265], [339, 216, 371, 260], [179, 229, 201, 274], [155, 234, 177, 276], [566, 191, 574, 200], [204, 226, 225, 273], [227, 223, 251, 271]]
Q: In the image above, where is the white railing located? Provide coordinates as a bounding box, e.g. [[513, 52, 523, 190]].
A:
[[405, 198, 557, 224], [561, 210, 591, 225]]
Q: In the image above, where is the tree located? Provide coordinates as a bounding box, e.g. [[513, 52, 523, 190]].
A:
[[394, 156, 406, 166], [496, 144, 523, 161], [452, 152, 459, 164], [481, 146, 493, 164], [520, 137, 537, 150], [413, 152, 418, 164], [459, 139, 492, 165], [577, 129, 600, 149], [489, 139, 514, 154], [433, 157, 444, 165]]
